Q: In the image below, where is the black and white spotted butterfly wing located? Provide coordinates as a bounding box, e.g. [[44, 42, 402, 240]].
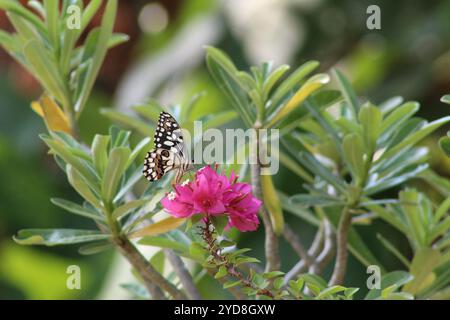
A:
[[143, 112, 187, 182]]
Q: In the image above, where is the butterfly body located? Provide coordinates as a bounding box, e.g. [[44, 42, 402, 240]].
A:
[[143, 112, 192, 183]]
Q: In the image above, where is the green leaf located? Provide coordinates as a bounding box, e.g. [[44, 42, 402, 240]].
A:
[[263, 64, 290, 96], [100, 109, 154, 136], [102, 147, 131, 204], [297, 152, 347, 194], [75, 0, 117, 115], [67, 165, 101, 208], [364, 164, 428, 196], [112, 198, 150, 220], [379, 102, 419, 140], [91, 134, 110, 177], [126, 137, 151, 169], [23, 39, 69, 108], [0, 0, 46, 33], [403, 248, 441, 295], [14, 229, 109, 246], [358, 103, 382, 152], [205, 47, 253, 126], [333, 69, 359, 119], [344, 288, 360, 299], [267, 73, 330, 127], [317, 285, 346, 299], [263, 271, 285, 279], [189, 243, 208, 261], [150, 250, 165, 274], [42, 135, 99, 190], [138, 235, 189, 253], [78, 241, 113, 255], [439, 136, 450, 157], [289, 194, 344, 207], [215, 266, 227, 279], [280, 194, 320, 226], [223, 280, 242, 289], [43, 0, 59, 51], [380, 96, 404, 115], [342, 133, 365, 182], [365, 271, 413, 299], [380, 116, 450, 161], [211, 215, 229, 235], [270, 60, 319, 110], [399, 189, 426, 246], [51, 198, 104, 222], [440, 95, 450, 104]]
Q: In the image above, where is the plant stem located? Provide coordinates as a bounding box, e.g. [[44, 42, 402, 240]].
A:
[[106, 212, 186, 300], [164, 249, 202, 300], [328, 206, 352, 286], [309, 219, 334, 275], [251, 123, 280, 272], [202, 218, 275, 299], [115, 236, 187, 299], [284, 223, 324, 284]]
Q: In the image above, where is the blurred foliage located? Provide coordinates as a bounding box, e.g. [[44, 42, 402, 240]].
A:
[[0, 0, 450, 299]]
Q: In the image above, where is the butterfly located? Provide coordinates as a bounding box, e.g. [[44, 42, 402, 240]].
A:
[[143, 111, 193, 183]]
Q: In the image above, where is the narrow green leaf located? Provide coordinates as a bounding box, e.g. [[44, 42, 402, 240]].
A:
[[102, 146, 131, 204], [440, 95, 450, 104], [79, 241, 112, 255], [51, 198, 104, 221], [14, 229, 108, 246], [138, 235, 189, 253], [333, 69, 359, 119], [75, 0, 117, 115], [290, 194, 344, 207], [67, 164, 101, 208], [342, 133, 365, 182], [91, 134, 110, 177], [270, 60, 319, 109], [43, 0, 59, 51], [365, 271, 413, 299], [112, 198, 150, 220], [358, 103, 382, 152], [380, 116, 450, 161], [439, 136, 450, 157]]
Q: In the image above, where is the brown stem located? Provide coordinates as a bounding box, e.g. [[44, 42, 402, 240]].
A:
[[202, 218, 275, 299], [164, 249, 202, 300], [328, 206, 352, 286], [250, 125, 280, 272], [115, 236, 187, 299], [284, 222, 324, 283]]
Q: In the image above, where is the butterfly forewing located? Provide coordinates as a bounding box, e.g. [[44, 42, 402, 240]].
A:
[[143, 112, 189, 182]]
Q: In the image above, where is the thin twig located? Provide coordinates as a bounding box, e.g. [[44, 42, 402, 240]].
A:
[[309, 219, 334, 275], [283, 224, 314, 266], [284, 223, 324, 284], [202, 218, 274, 299], [251, 125, 280, 272], [328, 206, 352, 286], [164, 249, 202, 300]]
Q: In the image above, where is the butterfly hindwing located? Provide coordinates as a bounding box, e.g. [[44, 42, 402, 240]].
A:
[[143, 148, 176, 181], [143, 111, 189, 182]]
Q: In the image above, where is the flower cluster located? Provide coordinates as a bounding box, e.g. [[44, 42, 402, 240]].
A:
[[161, 165, 261, 232]]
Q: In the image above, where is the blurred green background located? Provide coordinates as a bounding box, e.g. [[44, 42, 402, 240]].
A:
[[0, 0, 449, 299]]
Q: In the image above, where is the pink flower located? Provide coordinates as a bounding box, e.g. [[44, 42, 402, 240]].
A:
[[160, 165, 261, 232]]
